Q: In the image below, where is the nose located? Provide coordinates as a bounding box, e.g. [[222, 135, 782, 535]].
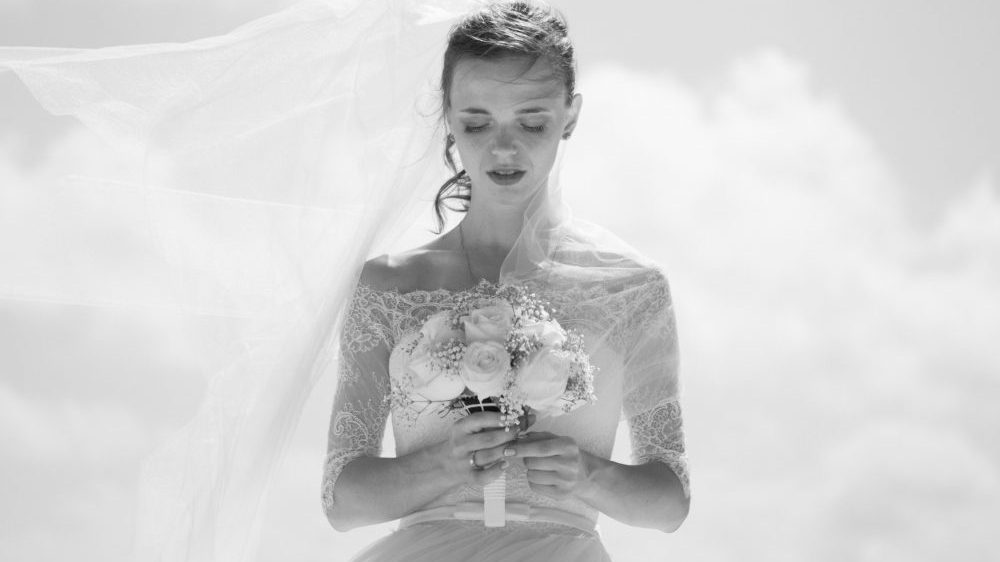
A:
[[491, 145, 516, 158], [490, 131, 517, 158]]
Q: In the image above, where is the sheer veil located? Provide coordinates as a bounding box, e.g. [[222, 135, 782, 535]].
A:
[[2, 1, 476, 560], [504, 144, 681, 425], [1, 0, 681, 560]]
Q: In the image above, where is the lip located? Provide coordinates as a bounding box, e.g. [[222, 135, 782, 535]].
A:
[[487, 169, 526, 186]]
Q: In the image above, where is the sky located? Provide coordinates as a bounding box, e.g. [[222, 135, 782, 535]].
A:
[[1, 1, 999, 561]]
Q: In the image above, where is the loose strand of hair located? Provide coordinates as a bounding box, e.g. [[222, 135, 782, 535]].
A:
[[433, 134, 471, 233]]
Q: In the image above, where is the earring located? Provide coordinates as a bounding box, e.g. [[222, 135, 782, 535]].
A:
[[447, 133, 455, 143], [562, 132, 572, 140]]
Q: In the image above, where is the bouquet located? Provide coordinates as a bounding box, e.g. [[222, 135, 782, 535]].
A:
[[388, 281, 597, 526]]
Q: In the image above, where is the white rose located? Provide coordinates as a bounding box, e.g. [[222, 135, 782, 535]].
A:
[[405, 312, 465, 400], [420, 311, 461, 344], [405, 342, 465, 400], [461, 301, 515, 343], [519, 348, 572, 416], [520, 319, 567, 348], [460, 341, 510, 398]]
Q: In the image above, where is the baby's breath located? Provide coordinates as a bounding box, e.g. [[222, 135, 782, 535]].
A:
[[505, 331, 543, 369], [428, 338, 465, 375], [393, 279, 597, 426]]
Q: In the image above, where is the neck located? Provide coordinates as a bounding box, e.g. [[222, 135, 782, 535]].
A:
[[458, 179, 556, 254], [459, 204, 525, 255], [454, 191, 532, 285]]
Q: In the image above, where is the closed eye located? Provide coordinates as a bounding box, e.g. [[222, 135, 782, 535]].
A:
[[462, 122, 547, 134]]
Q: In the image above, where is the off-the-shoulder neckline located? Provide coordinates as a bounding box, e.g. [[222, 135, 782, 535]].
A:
[[353, 279, 519, 298], [351, 272, 666, 301]]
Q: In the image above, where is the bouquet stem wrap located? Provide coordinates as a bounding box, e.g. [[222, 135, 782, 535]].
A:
[[461, 396, 508, 526], [483, 473, 506, 527]]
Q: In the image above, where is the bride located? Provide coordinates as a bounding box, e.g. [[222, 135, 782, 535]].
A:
[[0, 0, 687, 560], [323, 2, 689, 560]]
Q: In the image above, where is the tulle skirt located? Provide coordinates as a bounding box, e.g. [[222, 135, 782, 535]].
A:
[[348, 520, 613, 562]]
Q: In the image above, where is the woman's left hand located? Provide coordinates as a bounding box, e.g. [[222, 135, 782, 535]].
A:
[[511, 431, 593, 500]]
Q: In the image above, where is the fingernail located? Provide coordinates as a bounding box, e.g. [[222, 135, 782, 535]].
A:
[[500, 459, 509, 470]]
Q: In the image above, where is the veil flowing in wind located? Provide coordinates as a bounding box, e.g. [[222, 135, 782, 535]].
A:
[[1, 0, 684, 560], [2, 1, 476, 559]]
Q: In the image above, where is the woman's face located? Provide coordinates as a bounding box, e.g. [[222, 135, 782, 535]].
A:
[[446, 55, 581, 207]]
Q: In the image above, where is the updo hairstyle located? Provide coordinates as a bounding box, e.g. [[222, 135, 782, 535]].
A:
[[432, 0, 577, 232]]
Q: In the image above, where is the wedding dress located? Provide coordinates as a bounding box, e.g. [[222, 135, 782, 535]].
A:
[[325, 265, 689, 561], [1, 0, 689, 560]]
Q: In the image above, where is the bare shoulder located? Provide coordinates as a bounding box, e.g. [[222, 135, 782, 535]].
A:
[[358, 241, 462, 293], [358, 253, 418, 292]]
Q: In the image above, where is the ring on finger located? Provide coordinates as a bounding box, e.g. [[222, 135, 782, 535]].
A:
[[503, 445, 516, 457], [469, 450, 482, 470]]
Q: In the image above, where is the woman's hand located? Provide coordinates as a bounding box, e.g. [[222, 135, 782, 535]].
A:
[[511, 431, 594, 500], [436, 411, 523, 488], [513, 430, 689, 532]]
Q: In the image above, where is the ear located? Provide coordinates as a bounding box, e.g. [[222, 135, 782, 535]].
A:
[[562, 93, 583, 139]]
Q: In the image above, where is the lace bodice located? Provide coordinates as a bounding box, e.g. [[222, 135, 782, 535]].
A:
[[321, 271, 689, 525]]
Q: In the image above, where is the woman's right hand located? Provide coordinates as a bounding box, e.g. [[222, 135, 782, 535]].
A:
[[436, 411, 526, 487]]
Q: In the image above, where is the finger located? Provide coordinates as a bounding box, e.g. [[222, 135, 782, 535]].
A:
[[516, 431, 555, 442], [466, 426, 520, 452], [471, 460, 509, 486], [526, 482, 567, 500], [522, 455, 563, 472], [456, 411, 505, 434], [511, 436, 564, 458], [526, 469, 563, 487], [474, 440, 521, 467]]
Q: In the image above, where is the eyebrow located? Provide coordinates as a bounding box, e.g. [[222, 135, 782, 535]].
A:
[[458, 107, 553, 115]]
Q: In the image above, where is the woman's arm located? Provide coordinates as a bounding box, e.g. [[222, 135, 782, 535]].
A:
[[327, 412, 519, 531], [511, 428, 689, 533], [513, 268, 690, 532], [327, 441, 451, 531], [603, 268, 690, 531], [323, 264, 523, 531], [578, 452, 689, 532], [321, 315, 519, 529]]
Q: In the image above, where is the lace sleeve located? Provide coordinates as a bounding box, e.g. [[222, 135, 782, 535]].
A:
[[622, 270, 690, 499], [628, 400, 689, 500], [321, 284, 393, 516]]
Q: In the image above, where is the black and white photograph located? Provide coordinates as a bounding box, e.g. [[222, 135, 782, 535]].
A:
[[1, 1, 997, 561]]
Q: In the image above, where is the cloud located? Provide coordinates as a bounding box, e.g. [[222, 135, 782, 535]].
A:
[[0, 383, 150, 465], [805, 422, 1000, 562], [559, 49, 1000, 560], [0, 123, 206, 559], [0, 383, 154, 562], [2, 46, 998, 561]]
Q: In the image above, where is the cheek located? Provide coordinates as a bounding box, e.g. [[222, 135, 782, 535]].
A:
[[458, 135, 489, 153], [529, 137, 560, 166], [450, 138, 479, 169]]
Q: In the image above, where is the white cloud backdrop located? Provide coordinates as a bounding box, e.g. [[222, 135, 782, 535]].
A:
[[2, 6, 999, 562], [559, 52, 1000, 561]]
